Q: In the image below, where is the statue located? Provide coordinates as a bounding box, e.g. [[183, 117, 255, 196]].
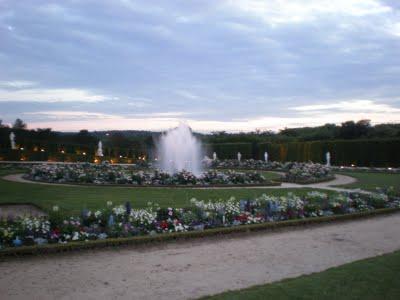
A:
[[237, 152, 242, 162], [326, 151, 331, 167], [264, 151, 268, 163], [213, 152, 217, 161], [97, 141, 104, 157], [9, 132, 16, 150]]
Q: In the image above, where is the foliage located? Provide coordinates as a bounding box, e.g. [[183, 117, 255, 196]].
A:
[[27, 163, 269, 186], [1, 190, 399, 250], [282, 162, 333, 184]]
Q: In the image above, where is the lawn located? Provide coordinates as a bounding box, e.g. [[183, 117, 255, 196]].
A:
[[0, 167, 330, 215], [202, 250, 400, 300], [336, 171, 400, 191]]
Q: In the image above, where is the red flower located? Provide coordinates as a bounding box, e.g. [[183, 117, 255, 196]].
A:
[[160, 220, 169, 230]]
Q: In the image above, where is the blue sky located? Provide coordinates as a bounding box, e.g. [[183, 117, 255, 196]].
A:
[[0, 0, 400, 132]]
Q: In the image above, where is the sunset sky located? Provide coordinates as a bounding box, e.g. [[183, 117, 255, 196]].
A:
[[1, 0, 400, 132]]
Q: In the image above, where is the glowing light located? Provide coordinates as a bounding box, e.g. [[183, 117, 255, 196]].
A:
[[20, 147, 24, 151], [61, 150, 65, 154], [40, 148, 45, 152], [351, 164, 355, 167], [82, 152, 86, 156]]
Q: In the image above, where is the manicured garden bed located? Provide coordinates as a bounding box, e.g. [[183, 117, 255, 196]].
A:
[[1, 188, 399, 255], [27, 163, 271, 186]]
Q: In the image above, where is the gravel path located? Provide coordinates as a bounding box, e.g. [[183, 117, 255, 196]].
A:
[[0, 204, 47, 219], [1, 213, 400, 300]]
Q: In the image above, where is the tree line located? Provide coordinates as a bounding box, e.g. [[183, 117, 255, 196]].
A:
[[1, 118, 399, 152]]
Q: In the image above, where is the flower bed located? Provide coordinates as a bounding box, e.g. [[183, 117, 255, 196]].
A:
[[27, 163, 269, 186], [1, 189, 399, 250], [281, 162, 333, 184], [210, 159, 286, 170]]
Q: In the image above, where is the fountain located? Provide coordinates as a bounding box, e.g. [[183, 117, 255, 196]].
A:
[[326, 151, 331, 167], [264, 151, 268, 163], [97, 141, 104, 157], [9, 132, 16, 150], [157, 123, 203, 175]]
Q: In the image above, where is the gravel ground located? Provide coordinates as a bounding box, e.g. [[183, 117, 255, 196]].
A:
[[1, 213, 400, 300], [0, 204, 47, 219]]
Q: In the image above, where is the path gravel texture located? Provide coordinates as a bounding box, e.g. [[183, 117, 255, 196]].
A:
[[1, 213, 400, 300], [0, 204, 47, 219]]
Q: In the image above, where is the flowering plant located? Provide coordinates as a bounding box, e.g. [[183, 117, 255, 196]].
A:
[[1, 190, 399, 249]]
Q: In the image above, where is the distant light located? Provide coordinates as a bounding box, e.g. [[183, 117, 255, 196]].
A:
[[119, 155, 123, 158], [340, 166, 344, 169], [20, 147, 24, 151], [61, 150, 65, 154], [40, 148, 45, 152], [82, 152, 86, 155], [351, 164, 355, 167], [388, 167, 393, 170]]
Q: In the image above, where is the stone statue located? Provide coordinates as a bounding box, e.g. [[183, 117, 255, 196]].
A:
[[237, 152, 242, 162], [9, 132, 16, 150], [213, 152, 217, 161], [326, 151, 331, 167], [264, 151, 268, 163], [97, 141, 104, 157]]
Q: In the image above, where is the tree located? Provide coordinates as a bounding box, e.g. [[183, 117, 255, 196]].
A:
[[13, 118, 27, 130]]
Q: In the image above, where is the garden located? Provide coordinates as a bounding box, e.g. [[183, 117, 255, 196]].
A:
[[27, 162, 271, 186], [1, 185, 400, 250], [1, 160, 400, 253]]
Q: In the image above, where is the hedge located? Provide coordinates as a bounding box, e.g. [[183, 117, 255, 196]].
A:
[[1, 138, 399, 167], [221, 139, 400, 167], [1, 207, 399, 258]]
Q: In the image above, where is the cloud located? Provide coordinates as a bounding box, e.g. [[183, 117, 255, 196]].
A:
[[23, 111, 117, 120], [23, 105, 400, 132], [1, 1, 400, 132], [0, 80, 38, 89], [291, 100, 400, 113], [224, 0, 392, 26], [175, 90, 201, 100], [0, 88, 111, 103]]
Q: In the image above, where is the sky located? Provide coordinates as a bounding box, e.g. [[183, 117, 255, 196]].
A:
[[0, 0, 400, 132]]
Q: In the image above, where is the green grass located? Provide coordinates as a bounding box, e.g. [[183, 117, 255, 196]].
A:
[[202, 250, 400, 300], [337, 171, 400, 191], [0, 168, 331, 215]]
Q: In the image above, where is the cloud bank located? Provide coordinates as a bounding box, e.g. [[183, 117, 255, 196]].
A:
[[0, 0, 399, 131]]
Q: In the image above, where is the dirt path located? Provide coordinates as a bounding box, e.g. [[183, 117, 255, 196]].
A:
[[1, 213, 400, 300], [0, 204, 47, 219], [2, 173, 359, 192]]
